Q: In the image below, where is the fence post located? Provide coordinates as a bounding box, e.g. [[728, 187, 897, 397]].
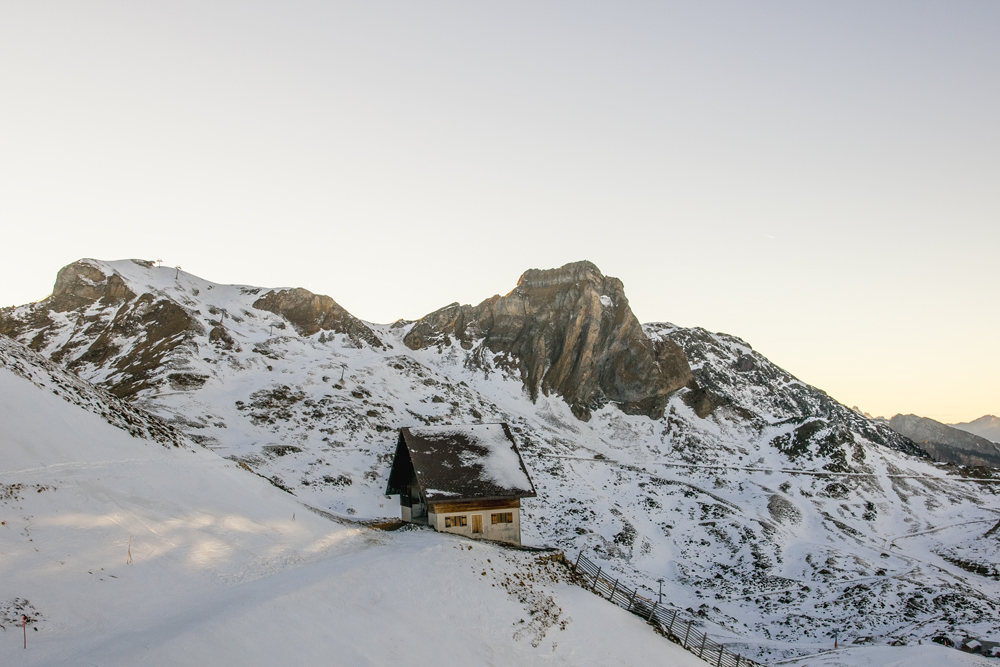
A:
[[683, 620, 692, 648], [735, 654, 740, 667], [609, 579, 619, 602], [666, 610, 676, 637], [592, 567, 602, 592], [574, 551, 582, 574], [717, 644, 725, 667], [647, 601, 658, 622], [699, 632, 707, 658], [627, 588, 637, 611]]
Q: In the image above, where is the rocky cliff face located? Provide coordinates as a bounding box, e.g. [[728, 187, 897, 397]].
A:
[[252, 288, 383, 348], [889, 414, 1000, 467], [404, 261, 693, 420]]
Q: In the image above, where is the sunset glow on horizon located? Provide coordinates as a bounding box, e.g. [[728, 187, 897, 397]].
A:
[[1, 2, 996, 424]]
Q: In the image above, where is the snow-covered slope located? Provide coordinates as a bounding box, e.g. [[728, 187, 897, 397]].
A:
[[3, 258, 1000, 663], [0, 337, 709, 665]]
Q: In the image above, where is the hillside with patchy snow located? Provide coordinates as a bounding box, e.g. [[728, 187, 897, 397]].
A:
[[1, 336, 714, 666], [3, 258, 1000, 663]]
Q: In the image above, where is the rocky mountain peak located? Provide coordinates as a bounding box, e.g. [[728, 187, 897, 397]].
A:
[[0, 258, 384, 399], [513, 259, 607, 291], [405, 261, 693, 421]]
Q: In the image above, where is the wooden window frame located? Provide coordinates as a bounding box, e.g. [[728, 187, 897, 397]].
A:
[[491, 512, 513, 525], [445, 515, 467, 528]]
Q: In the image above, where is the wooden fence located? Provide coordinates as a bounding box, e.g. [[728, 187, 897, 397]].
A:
[[573, 552, 765, 667]]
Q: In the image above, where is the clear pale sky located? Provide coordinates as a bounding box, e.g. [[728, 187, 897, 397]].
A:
[[1, 2, 997, 423]]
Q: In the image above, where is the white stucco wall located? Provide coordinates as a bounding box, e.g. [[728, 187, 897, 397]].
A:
[[428, 508, 521, 545]]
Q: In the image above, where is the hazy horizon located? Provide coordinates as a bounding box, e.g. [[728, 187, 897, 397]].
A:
[[2, 2, 997, 423]]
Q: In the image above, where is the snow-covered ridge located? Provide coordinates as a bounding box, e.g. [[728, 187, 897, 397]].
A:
[[2, 258, 999, 662]]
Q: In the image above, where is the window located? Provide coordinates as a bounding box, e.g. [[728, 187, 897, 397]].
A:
[[491, 512, 513, 525], [445, 515, 467, 528]]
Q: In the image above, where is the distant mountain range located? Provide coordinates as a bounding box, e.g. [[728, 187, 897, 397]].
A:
[[887, 414, 1000, 468], [3, 258, 999, 661], [951, 415, 1000, 445]]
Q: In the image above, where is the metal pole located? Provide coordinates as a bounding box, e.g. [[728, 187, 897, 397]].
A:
[[574, 551, 582, 574], [647, 601, 658, 622], [683, 620, 692, 648], [592, 566, 602, 592], [699, 632, 707, 658], [666, 610, 676, 637], [717, 644, 725, 667], [736, 654, 741, 667], [627, 588, 637, 611], [658, 577, 664, 604], [609, 579, 619, 602]]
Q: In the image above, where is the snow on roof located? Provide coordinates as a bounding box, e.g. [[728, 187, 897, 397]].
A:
[[394, 424, 536, 502]]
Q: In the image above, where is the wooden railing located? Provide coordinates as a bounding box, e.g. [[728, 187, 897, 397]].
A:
[[573, 552, 765, 667]]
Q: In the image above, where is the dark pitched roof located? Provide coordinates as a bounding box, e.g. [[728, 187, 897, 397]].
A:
[[385, 423, 536, 503]]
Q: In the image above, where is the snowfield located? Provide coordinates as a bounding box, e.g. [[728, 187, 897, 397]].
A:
[[0, 361, 710, 665]]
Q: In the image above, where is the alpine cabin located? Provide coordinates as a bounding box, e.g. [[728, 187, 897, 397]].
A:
[[385, 423, 536, 545]]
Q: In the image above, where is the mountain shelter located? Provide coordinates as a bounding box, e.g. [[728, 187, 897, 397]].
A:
[[385, 423, 536, 545]]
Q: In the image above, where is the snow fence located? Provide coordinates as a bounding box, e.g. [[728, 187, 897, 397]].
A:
[[573, 552, 765, 667]]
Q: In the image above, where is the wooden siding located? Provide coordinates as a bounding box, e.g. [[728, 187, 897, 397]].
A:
[[429, 498, 520, 514]]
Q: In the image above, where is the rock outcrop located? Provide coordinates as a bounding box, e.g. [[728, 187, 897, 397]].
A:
[[0, 260, 200, 398], [252, 288, 382, 348], [1, 260, 138, 351], [50, 260, 138, 312], [889, 414, 1000, 468], [0, 258, 383, 401], [404, 261, 693, 420]]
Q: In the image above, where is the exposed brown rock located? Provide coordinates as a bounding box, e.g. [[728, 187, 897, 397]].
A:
[[50, 260, 136, 312], [1, 260, 135, 350], [1, 259, 202, 399], [68, 294, 199, 398], [210, 325, 237, 350], [682, 386, 728, 419], [404, 261, 693, 421], [252, 288, 382, 348]]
